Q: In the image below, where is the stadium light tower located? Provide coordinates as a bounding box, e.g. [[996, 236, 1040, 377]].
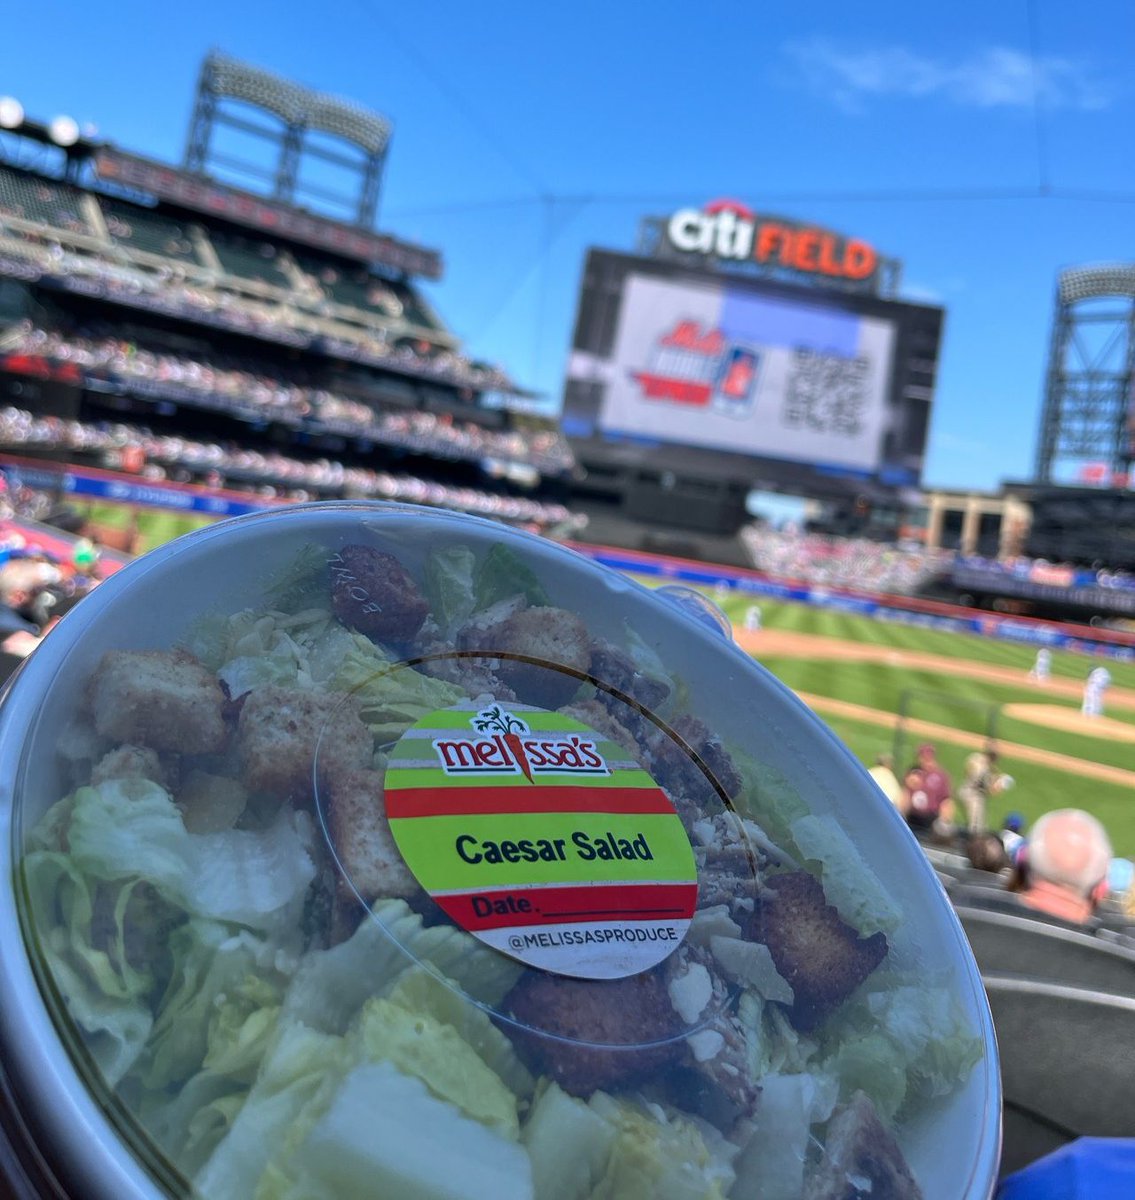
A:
[[184, 52, 391, 228], [1034, 264, 1135, 484]]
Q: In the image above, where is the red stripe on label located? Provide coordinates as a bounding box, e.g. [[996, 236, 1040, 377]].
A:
[[385, 785, 676, 819], [432, 882, 699, 931]]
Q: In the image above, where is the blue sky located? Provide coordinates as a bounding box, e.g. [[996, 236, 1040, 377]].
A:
[[3, 0, 1133, 491]]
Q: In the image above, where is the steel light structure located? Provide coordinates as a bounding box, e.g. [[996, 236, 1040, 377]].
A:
[[1035, 264, 1135, 483], [184, 52, 390, 227]]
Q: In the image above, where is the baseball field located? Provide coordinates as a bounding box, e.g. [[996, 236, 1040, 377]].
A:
[[631, 576, 1135, 858]]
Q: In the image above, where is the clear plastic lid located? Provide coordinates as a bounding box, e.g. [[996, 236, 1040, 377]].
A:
[[2, 503, 999, 1200]]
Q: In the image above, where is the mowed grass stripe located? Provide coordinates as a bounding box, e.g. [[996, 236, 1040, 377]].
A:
[[760, 657, 1135, 773], [627, 575, 1135, 690]]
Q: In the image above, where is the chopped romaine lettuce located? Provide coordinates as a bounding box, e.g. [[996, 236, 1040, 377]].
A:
[[133, 921, 279, 1090], [193, 1021, 346, 1200], [424, 546, 478, 634], [789, 814, 901, 936], [473, 543, 549, 611], [730, 1072, 838, 1200], [386, 968, 534, 1100], [281, 1063, 533, 1200], [326, 633, 465, 743], [65, 779, 316, 936], [21, 851, 156, 1084], [588, 1094, 735, 1200], [350, 998, 519, 1137], [282, 899, 522, 1037], [522, 1081, 617, 1200]]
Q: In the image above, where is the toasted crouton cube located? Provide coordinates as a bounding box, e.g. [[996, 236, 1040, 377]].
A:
[[754, 871, 887, 1031], [325, 767, 417, 902], [805, 1091, 923, 1200], [91, 744, 170, 790], [88, 650, 227, 754], [237, 686, 372, 798]]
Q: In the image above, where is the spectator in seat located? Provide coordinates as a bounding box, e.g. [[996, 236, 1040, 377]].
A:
[[1021, 809, 1112, 926], [867, 752, 905, 814], [965, 831, 1009, 875], [904, 743, 955, 837]]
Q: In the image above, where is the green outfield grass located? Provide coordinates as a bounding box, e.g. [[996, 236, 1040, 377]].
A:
[[718, 590, 1135, 690], [760, 657, 1135, 773], [79, 503, 216, 553], [624, 574, 1135, 854]]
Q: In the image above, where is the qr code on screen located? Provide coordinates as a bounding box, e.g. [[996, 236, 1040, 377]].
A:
[[781, 349, 871, 437]]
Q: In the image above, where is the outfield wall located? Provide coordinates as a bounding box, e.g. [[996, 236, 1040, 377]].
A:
[[572, 543, 1135, 664]]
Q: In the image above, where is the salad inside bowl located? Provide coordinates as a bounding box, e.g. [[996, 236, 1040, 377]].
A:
[[2, 502, 998, 1200]]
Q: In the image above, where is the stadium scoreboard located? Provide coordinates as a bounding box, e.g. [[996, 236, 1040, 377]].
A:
[[563, 207, 943, 502]]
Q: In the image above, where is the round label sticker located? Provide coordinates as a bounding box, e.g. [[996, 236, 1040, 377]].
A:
[[384, 698, 698, 980]]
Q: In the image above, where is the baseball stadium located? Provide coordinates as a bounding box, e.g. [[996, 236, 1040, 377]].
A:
[[2, 34, 1135, 1197]]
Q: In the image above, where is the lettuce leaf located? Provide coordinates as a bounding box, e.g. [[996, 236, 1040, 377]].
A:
[[21, 851, 157, 1084], [588, 1093, 735, 1200], [326, 633, 465, 743], [278, 1062, 533, 1200], [789, 814, 901, 936], [523, 1081, 615, 1200], [132, 922, 282, 1090], [282, 900, 522, 1036], [424, 546, 478, 635], [350, 998, 519, 1137], [193, 1021, 347, 1200], [386, 968, 534, 1100], [473, 544, 549, 611], [730, 1072, 838, 1200], [816, 972, 982, 1122]]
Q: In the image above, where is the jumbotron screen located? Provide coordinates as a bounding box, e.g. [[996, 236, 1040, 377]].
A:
[[563, 250, 944, 493]]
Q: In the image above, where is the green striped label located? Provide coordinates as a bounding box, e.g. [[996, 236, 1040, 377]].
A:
[[380, 697, 698, 980]]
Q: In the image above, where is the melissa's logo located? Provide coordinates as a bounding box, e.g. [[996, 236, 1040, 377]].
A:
[[433, 705, 608, 781]]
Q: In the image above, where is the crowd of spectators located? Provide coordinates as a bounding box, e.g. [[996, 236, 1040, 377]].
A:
[[0, 178, 517, 395], [0, 408, 586, 533], [869, 738, 1132, 939], [3, 323, 573, 475], [742, 525, 953, 595]]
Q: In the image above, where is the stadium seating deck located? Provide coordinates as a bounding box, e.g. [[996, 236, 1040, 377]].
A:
[[0, 167, 90, 234], [100, 199, 199, 264], [985, 975, 1135, 1176], [956, 904, 1135, 994], [211, 233, 292, 288], [297, 257, 440, 332]]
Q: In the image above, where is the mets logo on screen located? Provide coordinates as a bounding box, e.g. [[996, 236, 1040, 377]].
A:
[[631, 319, 760, 419], [432, 705, 609, 781]]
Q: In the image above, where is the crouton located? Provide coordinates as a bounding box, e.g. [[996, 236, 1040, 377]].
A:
[[560, 698, 641, 758], [806, 1091, 923, 1200], [88, 649, 227, 755], [503, 969, 683, 1096], [753, 871, 887, 1031], [472, 606, 592, 709], [237, 685, 372, 798], [90, 744, 170, 790], [324, 766, 417, 902], [329, 545, 428, 645]]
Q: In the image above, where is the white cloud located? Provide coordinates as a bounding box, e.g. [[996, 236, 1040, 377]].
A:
[[782, 40, 1111, 113]]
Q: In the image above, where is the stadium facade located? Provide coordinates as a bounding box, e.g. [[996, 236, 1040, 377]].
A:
[[0, 57, 577, 548]]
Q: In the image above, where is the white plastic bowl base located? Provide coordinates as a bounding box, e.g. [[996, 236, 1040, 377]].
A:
[[0, 503, 1000, 1200]]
